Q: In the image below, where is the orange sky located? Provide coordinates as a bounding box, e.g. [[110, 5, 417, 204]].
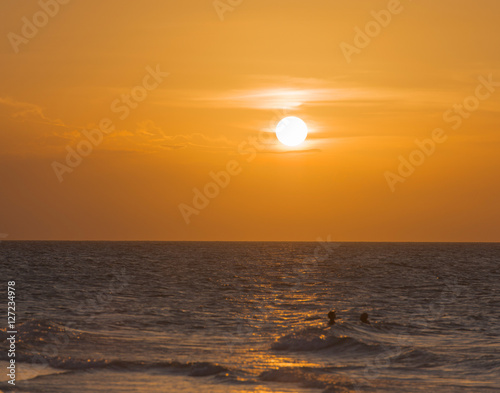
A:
[[0, 0, 499, 241]]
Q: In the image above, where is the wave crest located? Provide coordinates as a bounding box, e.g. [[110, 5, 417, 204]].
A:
[[271, 327, 379, 353], [0, 319, 79, 346], [260, 367, 355, 392]]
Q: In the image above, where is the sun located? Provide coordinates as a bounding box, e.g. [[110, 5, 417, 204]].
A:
[[275, 116, 308, 147]]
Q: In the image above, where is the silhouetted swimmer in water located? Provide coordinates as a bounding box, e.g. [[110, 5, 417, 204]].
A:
[[328, 310, 336, 326], [360, 312, 370, 324]]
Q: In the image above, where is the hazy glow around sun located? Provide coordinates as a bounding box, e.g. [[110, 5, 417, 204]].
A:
[[275, 116, 308, 147]]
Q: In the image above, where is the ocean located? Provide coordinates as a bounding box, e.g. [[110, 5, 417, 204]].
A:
[[1, 241, 499, 392]]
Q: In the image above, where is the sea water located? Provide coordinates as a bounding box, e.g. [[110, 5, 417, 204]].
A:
[[1, 242, 499, 392]]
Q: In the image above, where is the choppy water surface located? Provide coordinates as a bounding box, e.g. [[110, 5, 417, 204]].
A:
[[1, 242, 499, 392]]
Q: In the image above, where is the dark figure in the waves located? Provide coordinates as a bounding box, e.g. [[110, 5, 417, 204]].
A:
[[328, 310, 336, 326], [360, 312, 370, 324]]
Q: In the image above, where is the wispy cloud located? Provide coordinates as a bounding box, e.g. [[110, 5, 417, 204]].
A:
[[157, 75, 375, 110], [119, 120, 237, 152], [153, 74, 500, 114], [0, 97, 65, 127], [122, 120, 322, 154]]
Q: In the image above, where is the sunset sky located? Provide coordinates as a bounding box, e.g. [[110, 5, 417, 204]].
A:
[[1, 0, 499, 241]]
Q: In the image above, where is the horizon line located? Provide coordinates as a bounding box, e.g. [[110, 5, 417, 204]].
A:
[[1, 240, 499, 243]]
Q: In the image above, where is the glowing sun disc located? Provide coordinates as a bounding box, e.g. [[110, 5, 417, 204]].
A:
[[275, 116, 308, 147]]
